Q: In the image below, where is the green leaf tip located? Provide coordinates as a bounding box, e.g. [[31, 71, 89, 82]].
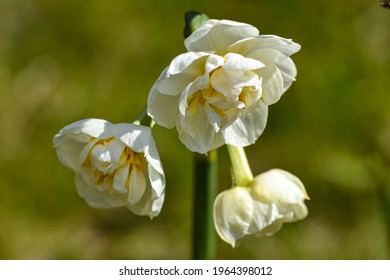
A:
[[183, 11, 209, 38]]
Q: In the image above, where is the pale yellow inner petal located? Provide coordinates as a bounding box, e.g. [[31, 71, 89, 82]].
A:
[[81, 138, 146, 205], [186, 53, 263, 132]]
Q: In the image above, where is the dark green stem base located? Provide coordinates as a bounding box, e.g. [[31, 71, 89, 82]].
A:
[[192, 150, 218, 260]]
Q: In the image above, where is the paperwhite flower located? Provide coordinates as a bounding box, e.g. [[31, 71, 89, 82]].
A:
[[148, 19, 300, 154], [213, 169, 308, 247], [53, 118, 165, 218]]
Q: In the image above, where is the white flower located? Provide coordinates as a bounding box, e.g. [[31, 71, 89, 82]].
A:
[[53, 118, 165, 219], [213, 169, 308, 247], [148, 19, 300, 154]]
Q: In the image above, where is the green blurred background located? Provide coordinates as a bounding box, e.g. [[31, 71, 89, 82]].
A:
[[1, 0, 390, 259]]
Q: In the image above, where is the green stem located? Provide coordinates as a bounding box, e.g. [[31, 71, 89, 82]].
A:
[[134, 106, 154, 127], [193, 150, 217, 260], [226, 145, 253, 187]]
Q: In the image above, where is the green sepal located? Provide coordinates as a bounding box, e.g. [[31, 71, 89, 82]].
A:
[[183, 11, 209, 38]]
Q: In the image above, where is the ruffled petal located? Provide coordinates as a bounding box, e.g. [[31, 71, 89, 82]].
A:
[[148, 163, 165, 199], [213, 187, 253, 247], [147, 87, 180, 129], [223, 53, 264, 71], [128, 166, 146, 205], [75, 173, 113, 209], [53, 133, 86, 171], [275, 57, 298, 92], [222, 101, 268, 146], [229, 35, 301, 59], [113, 163, 130, 193], [128, 180, 164, 219], [145, 135, 164, 175], [177, 107, 224, 153], [251, 169, 309, 205], [112, 123, 151, 153], [60, 118, 112, 141], [104, 192, 128, 207], [165, 52, 211, 76], [246, 200, 278, 237], [156, 53, 210, 96], [255, 64, 284, 105], [185, 19, 259, 53], [53, 119, 112, 170]]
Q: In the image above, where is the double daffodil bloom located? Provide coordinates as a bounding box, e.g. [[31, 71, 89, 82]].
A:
[[148, 19, 300, 154], [53, 118, 165, 219], [213, 146, 308, 247]]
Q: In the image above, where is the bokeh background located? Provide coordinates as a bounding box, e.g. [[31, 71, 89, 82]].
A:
[[1, 0, 390, 259]]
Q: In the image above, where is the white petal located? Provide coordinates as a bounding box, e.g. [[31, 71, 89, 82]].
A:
[[222, 101, 268, 146], [144, 134, 164, 176], [78, 166, 95, 188], [185, 19, 259, 53], [223, 53, 264, 71], [229, 35, 301, 59], [90, 140, 125, 174], [156, 53, 210, 96], [53, 119, 112, 171], [178, 76, 202, 117], [104, 192, 128, 207], [78, 138, 99, 166], [204, 54, 225, 74], [288, 202, 309, 221], [128, 166, 146, 205], [257, 218, 284, 237], [213, 187, 253, 247], [251, 169, 309, 205], [255, 64, 284, 105], [148, 163, 165, 198], [249, 52, 297, 94], [59, 118, 112, 141], [205, 103, 222, 132], [147, 86, 180, 129], [150, 193, 165, 217], [128, 181, 164, 219], [113, 123, 165, 199], [75, 173, 113, 209], [53, 133, 86, 171], [275, 57, 298, 92], [211, 68, 260, 99], [246, 200, 277, 236], [177, 87, 225, 153], [113, 163, 130, 193], [112, 123, 151, 153], [177, 111, 224, 153], [166, 52, 211, 76]]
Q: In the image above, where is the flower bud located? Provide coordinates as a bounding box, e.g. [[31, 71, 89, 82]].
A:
[[213, 169, 308, 247]]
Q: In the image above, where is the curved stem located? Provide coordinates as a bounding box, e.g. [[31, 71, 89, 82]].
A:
[[133, 106, 154, 127], [193, 150, 217, 260], [226, 145, 253, 187]]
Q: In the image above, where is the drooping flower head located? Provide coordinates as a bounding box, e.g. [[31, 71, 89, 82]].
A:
[[53, 118, 165, 219], [148, 19, 301, 154], [213, 169, 309, 247]]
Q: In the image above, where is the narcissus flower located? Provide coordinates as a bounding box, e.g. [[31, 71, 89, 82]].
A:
[[53, 118, 165, 219], [148, 19, 300, 154], [213, 169, 309, 247]]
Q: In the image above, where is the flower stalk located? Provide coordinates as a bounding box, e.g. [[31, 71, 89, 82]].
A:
[[226, 145, 254, 187], [193, 150, 217, 260], [134, 106, 154, 128]]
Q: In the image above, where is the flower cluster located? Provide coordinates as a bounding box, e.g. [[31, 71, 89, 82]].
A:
[[53, 15, 308, 249]]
